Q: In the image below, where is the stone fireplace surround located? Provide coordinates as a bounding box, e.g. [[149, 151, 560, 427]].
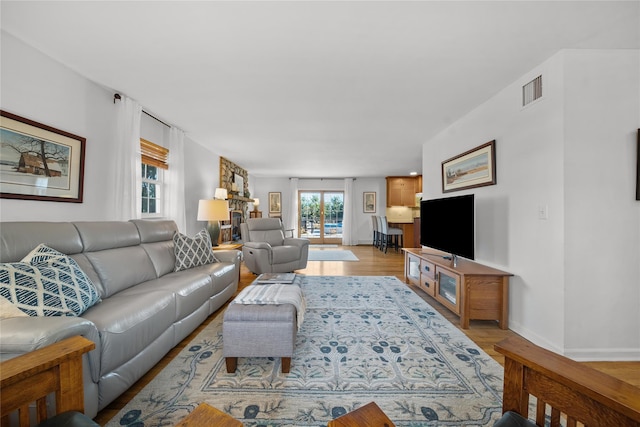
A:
[[219, 157, 254, 242]]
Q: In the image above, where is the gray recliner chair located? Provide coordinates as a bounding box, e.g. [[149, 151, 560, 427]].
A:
[[241, 218, 309, 274]]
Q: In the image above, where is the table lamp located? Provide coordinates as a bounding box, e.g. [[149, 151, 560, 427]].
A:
[[197, 199, 229, 246], [253, 198, 260, 212]]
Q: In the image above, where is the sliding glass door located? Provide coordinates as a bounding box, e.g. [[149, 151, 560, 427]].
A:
[[299, 191, 344, 244]]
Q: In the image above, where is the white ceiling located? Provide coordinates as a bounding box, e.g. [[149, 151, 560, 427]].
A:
[[2, 1, 638, 178]]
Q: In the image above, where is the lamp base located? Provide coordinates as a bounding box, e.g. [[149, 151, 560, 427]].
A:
[[207, 221, 221, 247]]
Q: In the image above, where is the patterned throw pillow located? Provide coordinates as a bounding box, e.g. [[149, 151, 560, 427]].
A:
[[0, 244, 101, 317], [173, 229, 218, 272]]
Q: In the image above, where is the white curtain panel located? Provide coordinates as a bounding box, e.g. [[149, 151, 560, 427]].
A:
[[165, 127, 186, 232], [342, 178, 355, 245], [287, 178, 299, 235], [114, 96, 142, 221]]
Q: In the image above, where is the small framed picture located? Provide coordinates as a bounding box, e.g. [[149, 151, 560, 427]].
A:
[[0, 110, 86, 203], [363, 191, 376, 213], [269, 192, 281, 214], [233, 173, 244, 194]]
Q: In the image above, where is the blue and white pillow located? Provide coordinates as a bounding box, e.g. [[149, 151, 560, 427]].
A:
[[0, 244, 101, 317]]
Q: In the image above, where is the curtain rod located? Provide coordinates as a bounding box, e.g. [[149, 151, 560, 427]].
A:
[[143, 110, 171, 129], [113, 93, 172, 128]]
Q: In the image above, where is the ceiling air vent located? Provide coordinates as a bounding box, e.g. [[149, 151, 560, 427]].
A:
[[522, 75, 542, 106]]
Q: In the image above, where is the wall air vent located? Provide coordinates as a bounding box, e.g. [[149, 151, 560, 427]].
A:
[[522, 75, 542, 106]]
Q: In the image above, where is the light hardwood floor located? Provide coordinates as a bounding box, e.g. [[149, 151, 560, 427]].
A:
[[94, 245, 640, 425]]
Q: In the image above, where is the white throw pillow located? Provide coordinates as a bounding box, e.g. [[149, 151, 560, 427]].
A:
[[0, 295, 28, 319]]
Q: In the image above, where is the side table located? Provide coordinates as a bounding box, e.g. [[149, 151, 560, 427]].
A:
[[174, 403, 242, 427], [213, 242, 243, 251], [328, 402, 395, 427]]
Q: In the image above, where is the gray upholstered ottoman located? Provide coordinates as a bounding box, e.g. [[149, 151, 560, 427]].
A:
[[223, 302, 298, 373]]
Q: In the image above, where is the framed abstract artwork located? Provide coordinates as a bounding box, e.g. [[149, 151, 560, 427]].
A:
[[0, 110, 86, 202]]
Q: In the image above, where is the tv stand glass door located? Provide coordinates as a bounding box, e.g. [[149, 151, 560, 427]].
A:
[[436, 268, 460, 314]]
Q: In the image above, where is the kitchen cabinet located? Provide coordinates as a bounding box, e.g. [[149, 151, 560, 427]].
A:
[[386, 176, 421, 207]]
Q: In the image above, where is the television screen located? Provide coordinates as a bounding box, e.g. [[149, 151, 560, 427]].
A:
[[420, 194, 475, 260]]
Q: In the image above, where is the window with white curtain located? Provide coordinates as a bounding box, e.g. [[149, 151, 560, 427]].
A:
[[140, 138, 168, 217]]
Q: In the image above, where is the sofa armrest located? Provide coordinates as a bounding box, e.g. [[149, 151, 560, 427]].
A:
[[212, 249, 242, 265], [0, 317, 101, 382]]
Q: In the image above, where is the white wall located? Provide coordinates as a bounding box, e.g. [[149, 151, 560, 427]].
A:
[[0, 32, 388, 242], [423, 49, 640, 359], [252, 176, 387, 244], [562, 50, 640, 359], [1, 32, 117, 221], [184, 139, 222, 236], [0, 32, 223, 236]]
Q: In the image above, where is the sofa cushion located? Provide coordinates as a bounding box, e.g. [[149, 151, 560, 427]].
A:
[[132, 219, 178, 277], [119, 271, 213, 321], [82, 289, 176, 376], [74, 221, 140, 252], [250, 229, 284, 247], [85, 246, 158, 298], [140, 240, 176, 278], [246, 218, 286, 247], [173, 229, 217, 272], [131, 219, 177, 243], [206, 262, 238, 294], [0, 222, 83, 263]]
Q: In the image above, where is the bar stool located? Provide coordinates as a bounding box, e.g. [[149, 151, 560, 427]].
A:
[[371, 215, 379, 248], [375, 215, 385, 252], [381, 216, 403, 253]]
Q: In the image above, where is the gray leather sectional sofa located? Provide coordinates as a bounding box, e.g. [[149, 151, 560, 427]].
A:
[[0, 220, 240, 418]]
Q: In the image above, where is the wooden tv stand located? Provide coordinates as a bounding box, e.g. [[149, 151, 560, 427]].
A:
[[402, 248, 512, 329]]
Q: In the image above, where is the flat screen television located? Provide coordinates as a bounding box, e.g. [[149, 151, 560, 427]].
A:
[[420, 194, 475, 261]]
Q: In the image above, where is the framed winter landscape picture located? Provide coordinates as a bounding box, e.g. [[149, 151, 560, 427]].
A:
[[0, 110, 85, 202]]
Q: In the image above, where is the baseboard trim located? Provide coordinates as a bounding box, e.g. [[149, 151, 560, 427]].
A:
[[508, 319, 640, 361], [564, 347, 640, 362]]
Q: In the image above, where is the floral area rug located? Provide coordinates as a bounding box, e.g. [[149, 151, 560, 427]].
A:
[[107, 276, 504, 426]]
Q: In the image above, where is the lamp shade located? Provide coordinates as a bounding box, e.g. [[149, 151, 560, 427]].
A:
[[214, 188, 228, 200], [253, 198, 260, 207], [197, 199, 229, 221]]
